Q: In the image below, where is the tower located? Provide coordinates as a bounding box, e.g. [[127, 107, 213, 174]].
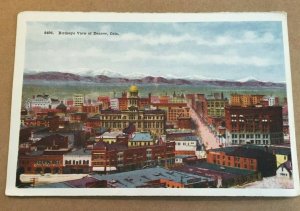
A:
[[127, 85, 139, 109]]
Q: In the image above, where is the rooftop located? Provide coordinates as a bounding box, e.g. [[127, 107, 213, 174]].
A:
[[131, 132, 153, 142], [35, 182, 72, 188], [100, 131, 124, 139], [93, 142, 127, 151], [193, 162, 256, 176], [174, 135, 200, 142], [92, 166, 212, 188], [209, 145, 290, 157], [65, 148, 91, 156], [166, 129, 194, 134]]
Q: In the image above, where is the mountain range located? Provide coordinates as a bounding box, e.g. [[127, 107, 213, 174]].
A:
[[23, 71, 285, 88]]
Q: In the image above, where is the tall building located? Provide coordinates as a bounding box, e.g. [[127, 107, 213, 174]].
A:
[[225, 105, 283, 145], [127, 85, 139, 109], [230, 94, 265, 107], [118, 85, 150, 110], [110, 98, 119, 110], [151, 102, 190, 127], [73, 94, 84, 107], [206, 93, 228, 118]]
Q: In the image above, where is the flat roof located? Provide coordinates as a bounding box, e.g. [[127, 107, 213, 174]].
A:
[[174, 136, 200, 142], [210, 145, 291, 156], [194, 162, 256, 176], [92, 166, 212, 188], [35, 182, 72, 188], [131, 132, 153, 142], [65, 148, 91, 156], [101, 131, 124, 139]]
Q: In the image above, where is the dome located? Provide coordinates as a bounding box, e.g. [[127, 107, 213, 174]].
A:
[[129, 85, 138, 92]]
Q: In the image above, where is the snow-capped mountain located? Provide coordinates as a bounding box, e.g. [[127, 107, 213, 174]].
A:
[[23, 70, 285, 88]]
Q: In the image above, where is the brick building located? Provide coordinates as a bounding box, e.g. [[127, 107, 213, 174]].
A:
[[230, 94, 265, 107], [207, 145, 277, 177], [82, 105, 100, 114], [225, 105, 283, 145], [151, 102, 190, 127], [91, 141, 175, 172], [69, 112, 88, 123], [23, 115, 59, 131], [18, 152, 63, 174]]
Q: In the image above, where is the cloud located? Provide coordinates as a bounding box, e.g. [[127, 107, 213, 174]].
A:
[[107, 30, 277, 46], [53, 47, 274, 67], [24, 22, 285, 82]]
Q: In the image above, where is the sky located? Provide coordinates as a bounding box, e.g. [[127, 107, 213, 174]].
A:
[[24, 21, 286, 82]]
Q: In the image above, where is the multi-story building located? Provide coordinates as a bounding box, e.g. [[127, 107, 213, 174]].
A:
[[194, 94, 207, 120], [23, 115, 60, 131], [261, 96, 279, 107], [98, 109, 166, 135], [25, 94, 60, 110], [98, 96, 110, 110], [63, 149, 92, 173], [91, 141, 175, 172], [73, 94, 84, 107], [151, 102, 190, 127], [230, 94, 265, 107], [69, 112, 88, 123], [206, 145, 277, 177], [82, 105, 100, 114], [110, 98, 119, 110], [225, 105, 283, 145], [117, 85, 150, 111], [173, 135, 199, 156], [206, 93, 228, 118], [96, 131, 124, 144], [177, 117, 193, 129], [18, 152, 63, 174], [128, 132, 155, 147]]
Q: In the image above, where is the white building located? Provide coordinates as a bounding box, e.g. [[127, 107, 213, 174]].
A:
[[110, 98, 119, 110], [174, 136, 199, 155], [26, 94, 61, 110], [96, 131, 124, 144], [63, 148, 92, 173], [276, 161, 292, 179]]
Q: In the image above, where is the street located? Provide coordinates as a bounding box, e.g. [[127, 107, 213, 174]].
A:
[[188, 104, 221, 150]]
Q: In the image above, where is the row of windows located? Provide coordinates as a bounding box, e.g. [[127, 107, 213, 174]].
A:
[[99, 115, 164, 120], [231, 133, 269, 139], [65, 160, 90, 165], [231, 139, 269, 144], [35, 160, 61, 165], [175, 141, 196, 146]]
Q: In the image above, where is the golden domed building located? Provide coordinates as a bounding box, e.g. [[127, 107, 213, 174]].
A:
[[129, 85, 138, 93], [127, 85, 139, 109]]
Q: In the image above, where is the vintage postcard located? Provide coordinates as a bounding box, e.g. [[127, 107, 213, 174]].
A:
[[6, 12, 299, 196]]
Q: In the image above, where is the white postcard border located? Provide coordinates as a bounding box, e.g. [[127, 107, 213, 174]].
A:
[[5, 11, 300, 196]]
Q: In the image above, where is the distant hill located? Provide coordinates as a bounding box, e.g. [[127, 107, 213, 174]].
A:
[[23, 71, 286, 88]]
